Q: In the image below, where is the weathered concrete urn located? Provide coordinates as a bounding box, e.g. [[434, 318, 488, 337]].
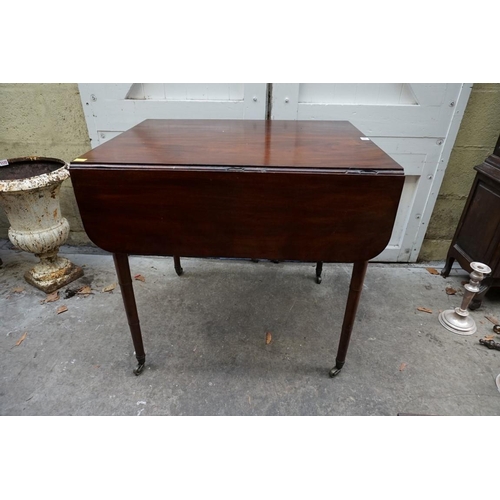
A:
[[0, 157, 83, 293]]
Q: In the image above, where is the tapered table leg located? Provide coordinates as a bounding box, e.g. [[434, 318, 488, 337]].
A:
[[441, 255, 455, 278], [173, 255, 183, 276], [330, 261, 368, 377], [113, 253, 146, 375], [315, 261, 323, 284]]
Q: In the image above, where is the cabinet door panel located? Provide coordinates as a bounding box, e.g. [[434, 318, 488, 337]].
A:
[[458, 181, 500, 267]]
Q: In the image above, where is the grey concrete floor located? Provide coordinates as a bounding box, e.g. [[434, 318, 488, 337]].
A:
[[1, 241, 500, 416]]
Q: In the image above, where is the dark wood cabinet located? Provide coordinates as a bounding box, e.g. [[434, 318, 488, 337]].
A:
[[442, 133, 500, 309]]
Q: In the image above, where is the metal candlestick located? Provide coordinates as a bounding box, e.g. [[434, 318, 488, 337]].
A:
[[438, 262, 491, 335]]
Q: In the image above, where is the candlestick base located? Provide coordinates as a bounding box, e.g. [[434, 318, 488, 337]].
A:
[[438, 262, 491, 336], [438, 308, 477, 335]]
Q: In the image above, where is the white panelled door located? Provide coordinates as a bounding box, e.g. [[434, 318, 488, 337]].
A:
[[78, 83, 268, 146], [271, 83, 472, 262], [78, 83, 472, 262]]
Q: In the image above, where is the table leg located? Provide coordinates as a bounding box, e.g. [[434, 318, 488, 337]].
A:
[[173, 255, 183, 276], [330, 261, 368, 377], [315, 261, 323, 284], [113, 253, 146, 375], [441, 256, 455, 278], [470, 278, 492, 310]]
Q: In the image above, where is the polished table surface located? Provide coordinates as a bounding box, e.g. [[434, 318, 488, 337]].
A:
[[70, 119, 404, 376]]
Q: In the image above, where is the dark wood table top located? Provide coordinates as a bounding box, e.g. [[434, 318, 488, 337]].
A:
[[75, 119, 402, 172]]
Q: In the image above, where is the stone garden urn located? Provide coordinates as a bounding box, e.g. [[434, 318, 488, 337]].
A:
[[0, 156, 83, 293]]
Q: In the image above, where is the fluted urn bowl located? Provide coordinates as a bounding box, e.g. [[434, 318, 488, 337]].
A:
[[0, 156, 83, 293]]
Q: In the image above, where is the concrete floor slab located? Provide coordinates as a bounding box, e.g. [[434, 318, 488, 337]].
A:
[[1, 244, 499, 415]]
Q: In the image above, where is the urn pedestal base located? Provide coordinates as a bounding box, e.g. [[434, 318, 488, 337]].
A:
[[24, 254, 83, 294]]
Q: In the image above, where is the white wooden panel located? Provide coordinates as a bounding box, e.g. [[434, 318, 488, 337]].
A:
[[126, 83, 166, 100], [146, 83, 166, 99], [410, 83, 448, 106], [294, 103, 451, 137], [408, 84, 473, 262], [125, 83, 144, 99], [125, 83, 244, 101], [387, 176, 419, 249], [271, 83, 472, 262], [270, 83, 299, 120], [95, 131, 122, 144], [352, 137, 440, 261], [243, 84, 268, 119], [275, 83, 462, 136], [186, 83, 244, 101], [91, 100, 245, 129], [298, 83, 416, 105], [378, 83, 416, 105], [91, 83, 133, 99], [324, 84, 356, 104], [78, 83, 267, 147], [371, 138, 440, 176], [143, 83, 165, 100]]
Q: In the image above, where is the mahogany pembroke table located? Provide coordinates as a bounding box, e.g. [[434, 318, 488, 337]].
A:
[[70, 119, 404, 376]]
